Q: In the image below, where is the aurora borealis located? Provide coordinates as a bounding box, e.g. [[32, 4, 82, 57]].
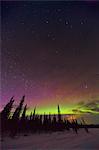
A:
[[1, 1, 99, 117]]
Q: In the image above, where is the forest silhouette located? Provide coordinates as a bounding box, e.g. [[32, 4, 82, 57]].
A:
[[1, 96, 99, 138]]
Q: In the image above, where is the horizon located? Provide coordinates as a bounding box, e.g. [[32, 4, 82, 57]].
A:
[[1, 96, 99, 124]]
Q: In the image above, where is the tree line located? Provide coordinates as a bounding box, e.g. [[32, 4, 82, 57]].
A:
[[0, 96, 89, 138]]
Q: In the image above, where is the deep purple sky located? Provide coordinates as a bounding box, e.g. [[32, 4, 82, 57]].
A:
[[1, 1, 99, 114]]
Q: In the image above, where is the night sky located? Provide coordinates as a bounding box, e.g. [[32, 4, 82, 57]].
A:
[[1, 1, 99, 115]]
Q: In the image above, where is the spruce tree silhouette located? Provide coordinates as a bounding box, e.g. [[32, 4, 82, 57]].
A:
[[58, 104, 62, 123], [30, 112, 33, 120], [57, 104, 63, 131], [33, 107, 36, 121], [48, 113, 52, 131], [1, 97, 14, 136], [21, 104, 27, 120], [12, 96, 25, 120], [29, 107, 36, 133], [11, 96, 25, 137], [21, 104, 27, 134], [1, 96, 14, 120]]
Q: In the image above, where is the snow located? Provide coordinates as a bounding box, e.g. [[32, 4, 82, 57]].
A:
[[1, 128, 99, 150]]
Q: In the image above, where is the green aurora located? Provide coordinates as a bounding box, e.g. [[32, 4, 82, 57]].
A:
[[26, 100, 99, 115]]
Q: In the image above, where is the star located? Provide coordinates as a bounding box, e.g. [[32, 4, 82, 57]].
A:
[[80, 21, 84, 25], [47, 33, 50, 37], [55, 50, 59, 54], [80, 83, 88, 89], [65, 21, 69, 25], [85, 85, 88, 89], [45, 20, 49, 24]]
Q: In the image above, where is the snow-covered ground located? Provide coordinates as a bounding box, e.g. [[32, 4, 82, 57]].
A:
[[1, 128, 99, 150]]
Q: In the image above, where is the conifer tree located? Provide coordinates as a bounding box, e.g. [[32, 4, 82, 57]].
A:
[[1, 96, 14, 120], [21, 104, 27, 120], [33, 107, 36, 120], [57, 104, 62, 122], [1, 97, 14, 134], [12, 95, 25, 120], [30, 112, 33, 120]]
